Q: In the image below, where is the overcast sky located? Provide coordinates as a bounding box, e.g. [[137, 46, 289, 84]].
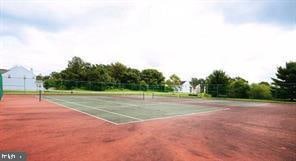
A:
[[0, 0, 295, 83]]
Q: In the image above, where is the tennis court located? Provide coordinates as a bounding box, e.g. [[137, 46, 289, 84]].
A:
[[44, 95, 227, 125], [1, 94, 295, 161]]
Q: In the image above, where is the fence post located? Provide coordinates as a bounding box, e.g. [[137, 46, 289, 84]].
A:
[[39, 90, 41, 102], [23, 76, 26, 94], [216, 84, 219, 97]]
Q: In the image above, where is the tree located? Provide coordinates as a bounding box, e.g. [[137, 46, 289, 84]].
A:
[[43, 80, 51, 90], [61, 56, 87, 80], [139, 80, 148, 91], [36, 74, 43, 80], [86, 64, 112, 82], [108, 62, 127, 83], [82, 65, 112, 91], [249, 83, 272, 99], [206, 70, 230, 97], [50, 72, 61, 80], [189, 78, 199, 89], [56, 57, 91, 89], [42, 57, 169, 91], [259, 82, 270, 86], [121, 68, 141, 90], [123, 68, 141, 84], [166, 74, 182, 91], [43, 72, 62, 89], [227, 78, 250, 98], [140, 69, 165, 85], [272, 61, 296, 101]]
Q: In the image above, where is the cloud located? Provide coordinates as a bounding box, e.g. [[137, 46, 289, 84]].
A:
[[0, 0, 128, 37], [0, 0, 295, 83], [214, 0, 296, 28]]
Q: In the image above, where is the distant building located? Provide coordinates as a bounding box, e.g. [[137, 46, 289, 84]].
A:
[[1, 66, 43, 91], [191, 84, 201, 94], [179, 81, 191, 93], [179, 81, 203, 94], [0, 69, 8, 74]]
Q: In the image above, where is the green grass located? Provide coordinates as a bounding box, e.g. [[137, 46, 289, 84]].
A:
[[105, 88, 135, 92], [207, 97, 296, 104], [4, 90, 39, 94]]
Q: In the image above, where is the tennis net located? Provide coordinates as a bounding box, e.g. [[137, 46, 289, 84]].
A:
[[39, 89, 148, 101]]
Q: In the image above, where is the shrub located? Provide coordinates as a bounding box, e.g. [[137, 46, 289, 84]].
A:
[[227, 79, 250, 98], [198, 93, 211, 98], [249, 83, 272, 99]]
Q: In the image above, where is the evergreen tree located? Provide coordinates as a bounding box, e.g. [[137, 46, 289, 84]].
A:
[[272, 61, 296, 101]]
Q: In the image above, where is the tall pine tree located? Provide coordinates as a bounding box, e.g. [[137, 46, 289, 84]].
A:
[[272, 61, 296, 101]]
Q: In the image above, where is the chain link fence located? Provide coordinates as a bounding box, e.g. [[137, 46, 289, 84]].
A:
[[42, 79, 173, 92], [2, 76, 43, 94], [0, 74, 3, 100], [2, 76, 295, 101]]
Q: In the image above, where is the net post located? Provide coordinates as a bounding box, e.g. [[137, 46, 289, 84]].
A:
[[23, 76, 26, 94], [39, 90, 41, 102], [142, 91, 145, 100], [152, 85, 154, 99]]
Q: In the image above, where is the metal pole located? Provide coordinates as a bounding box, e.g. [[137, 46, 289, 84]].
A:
[[216, 84, 219, 97], [142, 91, 145, 100], [23, 76, 26, 94], [39, 90, 41, 102], [152, 85, 154, 99]]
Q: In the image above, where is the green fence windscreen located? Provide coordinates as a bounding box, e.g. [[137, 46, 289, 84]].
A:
[[0, 74, 3, 100]]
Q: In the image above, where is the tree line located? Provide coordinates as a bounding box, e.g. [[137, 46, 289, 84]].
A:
[[41, 57, 173, 92], [40, 57, 296, 101], [189, 61, 296, 101]]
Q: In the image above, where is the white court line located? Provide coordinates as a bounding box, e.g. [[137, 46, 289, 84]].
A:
[[44, 98, 119, 125], [117, 108, 230, 125], [69, 96, 140, 107], [146, 102, 211, 107], [47, 97, 143, 121]]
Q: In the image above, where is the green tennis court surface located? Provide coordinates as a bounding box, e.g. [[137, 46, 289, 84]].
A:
[[44, 95, 225, 125], [179, 99, 269, 107]]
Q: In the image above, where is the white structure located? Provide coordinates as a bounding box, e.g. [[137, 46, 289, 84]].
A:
[[191, 84, 201, 94], [179, 81, 191, 93], [2, 66, 43, 91]]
